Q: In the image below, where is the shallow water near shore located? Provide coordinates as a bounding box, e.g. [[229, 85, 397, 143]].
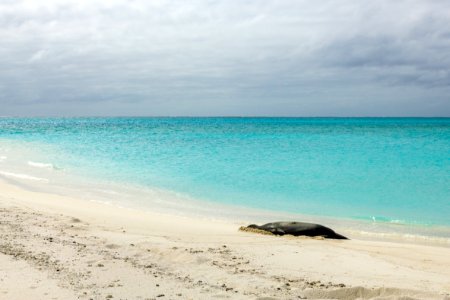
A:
[[0, 117, 449, 244]]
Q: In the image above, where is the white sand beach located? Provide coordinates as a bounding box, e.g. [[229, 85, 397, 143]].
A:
[[1, 178, 449, 300]]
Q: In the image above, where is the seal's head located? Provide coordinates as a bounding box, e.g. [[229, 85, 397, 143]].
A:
[[247, 224, 260, 229]]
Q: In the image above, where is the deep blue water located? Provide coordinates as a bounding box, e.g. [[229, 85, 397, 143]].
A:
[[0, 117, 449, 226]]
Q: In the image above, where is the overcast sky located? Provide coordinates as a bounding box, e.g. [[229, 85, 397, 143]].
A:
[[1, 0, 449, 116]]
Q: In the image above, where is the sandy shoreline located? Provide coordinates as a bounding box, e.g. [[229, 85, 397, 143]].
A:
[[1, 178, 449, 300]]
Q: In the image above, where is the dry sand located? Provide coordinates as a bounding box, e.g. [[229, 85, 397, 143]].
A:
[[1, 178, 449, 300]]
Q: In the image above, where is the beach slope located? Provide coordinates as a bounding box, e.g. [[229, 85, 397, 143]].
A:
[[0, 179, 449, 300]]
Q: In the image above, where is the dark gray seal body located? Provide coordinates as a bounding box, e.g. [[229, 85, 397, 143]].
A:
[[247, 222, 348, 239]]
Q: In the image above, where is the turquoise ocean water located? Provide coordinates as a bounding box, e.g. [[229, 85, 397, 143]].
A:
[[0, 118, 449, 239]]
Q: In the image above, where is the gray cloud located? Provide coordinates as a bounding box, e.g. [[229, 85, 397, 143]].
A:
[[0, 0, 449, 116]]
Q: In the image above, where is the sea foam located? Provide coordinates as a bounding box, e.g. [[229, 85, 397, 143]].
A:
[[0, 171, 49, 182], [28, 161, 58, 170]]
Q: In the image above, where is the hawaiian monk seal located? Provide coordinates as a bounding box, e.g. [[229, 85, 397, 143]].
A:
[[247, 222, 348, 239]]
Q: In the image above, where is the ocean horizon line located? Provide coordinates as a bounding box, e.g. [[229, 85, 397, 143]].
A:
[[1, 115, 449, 119]]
